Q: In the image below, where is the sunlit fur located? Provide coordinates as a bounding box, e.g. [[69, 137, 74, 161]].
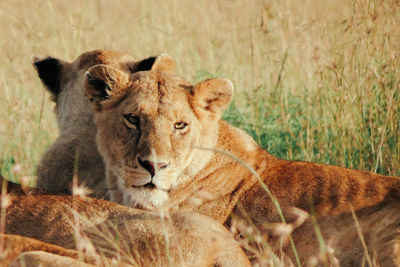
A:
[[1, 179, 250, 266], [118, 176, 169, 208], [88, 68, 219, 209], [86, 62, 400, 265]]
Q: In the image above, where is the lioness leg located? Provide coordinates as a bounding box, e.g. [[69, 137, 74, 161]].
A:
[[10, 251, 94, 267], [0, 234, 88, 266]]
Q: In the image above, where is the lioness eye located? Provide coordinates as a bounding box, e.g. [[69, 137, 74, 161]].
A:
[[124, 114, 140, 129], [174, 121, 187, 130]]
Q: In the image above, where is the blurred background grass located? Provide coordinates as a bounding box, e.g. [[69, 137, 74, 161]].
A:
[[0, 0, 399, 182]]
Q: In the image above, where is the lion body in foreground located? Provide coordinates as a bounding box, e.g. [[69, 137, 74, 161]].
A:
[[1, 179, 250, 267], [34, 50, 174, 198], [84, 63, 400, 265]]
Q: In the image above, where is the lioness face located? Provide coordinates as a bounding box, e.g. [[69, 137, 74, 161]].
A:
[[85, 63, 233, 208]]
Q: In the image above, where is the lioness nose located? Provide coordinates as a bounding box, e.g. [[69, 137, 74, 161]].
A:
[[138, 157, 169, 177]]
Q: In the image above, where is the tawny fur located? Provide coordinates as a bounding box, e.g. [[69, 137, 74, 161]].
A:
[[34, 50, 169, 198], [84, 62, 400, 266], [0, 234, 92, 267], [10, 251, 95, 267], [1, 178, 250, 267]]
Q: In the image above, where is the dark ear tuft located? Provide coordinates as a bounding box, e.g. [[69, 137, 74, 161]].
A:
[[136, 57, 157, 72], [129, 54, 175, 74], [32, 56, 63, 96]]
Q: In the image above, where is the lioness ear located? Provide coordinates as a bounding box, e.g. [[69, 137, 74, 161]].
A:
[[129, 54, 175, 74], [32, 56, 65, 97], [84, 64, 129, 103], [190, 78, 234, 120], [151, 54, 175, 74]]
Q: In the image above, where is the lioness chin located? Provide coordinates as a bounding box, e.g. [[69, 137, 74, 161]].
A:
[[84, 59, 400, 266]]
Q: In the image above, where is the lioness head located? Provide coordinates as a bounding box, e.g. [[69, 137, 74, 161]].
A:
[[33, 50, 175, 197], [84, 61, 233, 208]]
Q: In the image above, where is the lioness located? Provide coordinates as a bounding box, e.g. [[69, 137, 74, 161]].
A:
[[84, 62, 400, 265], [34, 50, 174, 198], [1, 178, 250, 267]]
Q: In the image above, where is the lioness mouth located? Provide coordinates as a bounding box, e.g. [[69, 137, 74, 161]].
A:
[[131, 182, 159, 190], [131, 182, 169, 192], [143, 183, 156, 189]]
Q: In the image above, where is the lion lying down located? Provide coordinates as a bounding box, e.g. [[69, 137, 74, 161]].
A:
[[32, 50, 400, 265], [82, 59, 400, 266], [1, 177, 250, 266]]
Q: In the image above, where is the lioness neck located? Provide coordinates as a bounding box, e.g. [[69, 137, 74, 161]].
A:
[[169, 120, 276, 222]]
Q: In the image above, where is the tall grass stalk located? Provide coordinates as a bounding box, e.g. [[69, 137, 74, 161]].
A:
[[350, 207, 373, 267]]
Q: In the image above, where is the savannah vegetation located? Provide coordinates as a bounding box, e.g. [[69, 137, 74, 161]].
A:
[[0, 0, 398, 182], [0, 0, 399, 265]]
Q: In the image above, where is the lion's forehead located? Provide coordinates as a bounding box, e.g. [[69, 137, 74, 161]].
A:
[[76, 50, 134, 70], [125, 73, 193, 116], [123, 91, 193, 122], [131, 71, 190, 93]]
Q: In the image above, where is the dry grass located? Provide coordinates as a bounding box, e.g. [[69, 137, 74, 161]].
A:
[[0, 0, 399, 182], [0, 0, 399, 266]]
